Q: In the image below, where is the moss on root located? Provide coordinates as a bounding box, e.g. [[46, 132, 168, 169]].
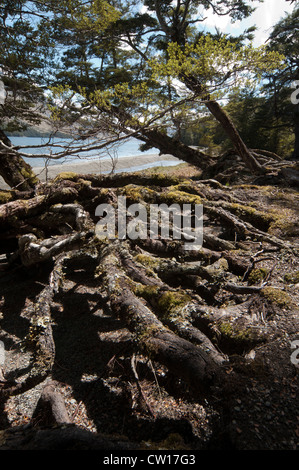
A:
[[135, 285, 192, 324], [268, 215, 298, 237], [54, 172, 78, 182], [134, 284, 160, 302], [120, 184, 156, 203], [229, 203, 275, 231], [157, 291, 192, 317], [134, 254, 160, 269], [20, 166, 39, 186], [138, 169, 186, 186], [260, 287, 295, 309], [160, 189, 202, 206], [0, 191, 13, 204], [218, 320, 265, 353], [248, 268, 269, 285]]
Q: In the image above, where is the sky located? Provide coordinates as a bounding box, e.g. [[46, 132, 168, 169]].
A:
[[204, 0, 296, 46]]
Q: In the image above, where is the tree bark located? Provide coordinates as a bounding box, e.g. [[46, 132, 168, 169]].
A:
[[293, 102, 299, 160], [205, 100, 266, 174], [100, 242, 223, 391], [0, 425, 140, 450], [0, 129, 39, 190], [109, 104, 212, 169], [138, 128, 212, 168], [32, 381, 71, 426]]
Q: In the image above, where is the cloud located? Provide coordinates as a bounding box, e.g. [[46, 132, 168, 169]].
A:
[[204, 7, 240, 32], [249, 0, 295, 45], [203, 0, 295, 46]]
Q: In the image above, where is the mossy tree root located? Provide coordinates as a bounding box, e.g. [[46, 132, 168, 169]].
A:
[[100, 241, 225, 392]]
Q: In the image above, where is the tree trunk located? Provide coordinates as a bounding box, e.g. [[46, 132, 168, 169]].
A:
[[138, 128, 212, 168], [109, 104, 212, 169], [293, 102, 299, 160], [0, 129, 39, 190], [205, 100, 266, 174], [178, 72, 268, 174]]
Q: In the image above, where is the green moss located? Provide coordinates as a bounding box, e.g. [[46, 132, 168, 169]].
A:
[[20, 166, 39, 185], [120, 184, 156, 203], [260, 287, 295, 309], [230, 203, 274, 231], [0, 191, 13, 204], [134, 284, 160, 301], [141, 170, 183, 186], [168, 181, 195, 193], [226, 197, 299, 237], [218, 322, 234, 337], [268, 217, 298, 237], [78, 177, 92, 187], [284, 271, 299, 284], [134, 254, 160, 269], [121, 185, 142, 202], [218, 321, 261, 348], [158, 291, 191, 313], [54, 171, 78, 181], [157, 291, 192, 323], [248, 268, 269, 285], [135, 285, 192, 323], [160, 189, 201, 205]]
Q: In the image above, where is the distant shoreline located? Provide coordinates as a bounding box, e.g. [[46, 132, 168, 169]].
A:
[[0, 153, 182, 190]]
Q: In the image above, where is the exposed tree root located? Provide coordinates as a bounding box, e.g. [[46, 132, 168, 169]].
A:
[[32, 381, 71, 426], [99, 241, 224, 391], [0, 167, 298, 449], [0, 424, 141, 450]]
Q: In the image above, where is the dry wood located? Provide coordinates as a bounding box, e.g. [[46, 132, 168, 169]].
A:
[[18, 230, 93, 267], [100, 242, 225, 390], [120, 246, 227, 365]]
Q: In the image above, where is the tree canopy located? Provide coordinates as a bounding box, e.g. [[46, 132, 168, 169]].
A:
[[0, 0, 297, 184]]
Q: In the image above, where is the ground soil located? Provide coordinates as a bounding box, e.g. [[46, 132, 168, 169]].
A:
[[0, 161, 298, 450]]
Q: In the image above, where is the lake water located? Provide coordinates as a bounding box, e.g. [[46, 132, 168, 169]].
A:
[[9, 136, 180, 170]]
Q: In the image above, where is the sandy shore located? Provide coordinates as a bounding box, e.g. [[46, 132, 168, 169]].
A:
[[0, 153, 182, 190]]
